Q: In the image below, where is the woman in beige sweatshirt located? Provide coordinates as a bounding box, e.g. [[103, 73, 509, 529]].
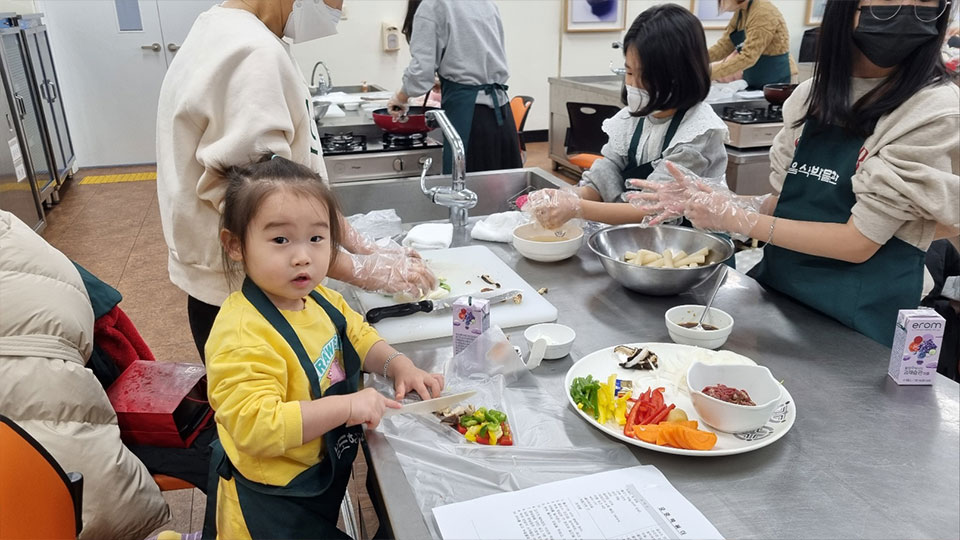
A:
[[634, 0, 959, 346], [156, 0, 436, 359]]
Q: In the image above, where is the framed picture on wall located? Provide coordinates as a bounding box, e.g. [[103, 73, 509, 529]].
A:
[[806, 0, 827, 25], [690, 0, 734, 30], [565, 0, 627, 32]]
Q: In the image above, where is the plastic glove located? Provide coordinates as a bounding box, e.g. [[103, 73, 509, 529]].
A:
[[342, 222, 420, 259], [629, 162, 765, 237], [348, 249, 437, 299], [523, 188, 582, 230], [387, 91, 409, 121]]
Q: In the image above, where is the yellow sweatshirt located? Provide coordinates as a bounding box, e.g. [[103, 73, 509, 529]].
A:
[[708, 0, 797, 80], [204, 284, 381, 538]]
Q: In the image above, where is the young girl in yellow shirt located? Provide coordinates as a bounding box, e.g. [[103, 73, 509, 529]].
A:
[[202, 154, 444, 539]]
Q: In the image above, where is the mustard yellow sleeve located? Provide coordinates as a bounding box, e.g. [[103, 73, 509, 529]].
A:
[[708, 19, 737, 62], [207, 343, 304, 458], [320, 287, 383, 367], [711, 6, 777, 80]]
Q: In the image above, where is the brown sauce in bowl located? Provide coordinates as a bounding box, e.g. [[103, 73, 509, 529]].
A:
[[678, 321, 718, 331]]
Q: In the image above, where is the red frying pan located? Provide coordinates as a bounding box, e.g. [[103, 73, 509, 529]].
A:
[[372, 106, 439, 134]]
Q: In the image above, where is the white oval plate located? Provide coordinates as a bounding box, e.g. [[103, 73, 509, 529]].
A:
[[565, 342, 796, 457]]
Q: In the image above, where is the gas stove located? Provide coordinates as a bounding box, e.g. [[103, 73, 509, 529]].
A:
[[320, 129, 442, 183], [713, 100, 784, 150]]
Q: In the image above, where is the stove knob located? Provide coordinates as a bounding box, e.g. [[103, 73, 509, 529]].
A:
[[418, 155, 429, 165], [393, 157, 404, 172], [334, 163, 346, 174]]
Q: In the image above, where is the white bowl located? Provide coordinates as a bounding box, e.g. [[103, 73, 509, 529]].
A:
[[686, 362, 782, 433], [512, 222, 583, 262], [342, 101, 360, 111], [664, 304, 733, 349], [523, 323, 575, 360]]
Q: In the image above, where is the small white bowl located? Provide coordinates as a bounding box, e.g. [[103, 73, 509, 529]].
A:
[[342, 101, 360, 111], [664, 304, 733, 350], [686, 362, 782, 433], [523, 323, 575, 360], [512, 222, 583, 262]]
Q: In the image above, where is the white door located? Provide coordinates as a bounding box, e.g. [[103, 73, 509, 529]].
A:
[[37, 0, 217, 167]]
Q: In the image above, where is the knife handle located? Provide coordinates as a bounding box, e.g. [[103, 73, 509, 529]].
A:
[[366, 300, 434, 323]]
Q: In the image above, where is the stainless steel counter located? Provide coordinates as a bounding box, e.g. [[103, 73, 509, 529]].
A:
[[345, 197, 959, 538]]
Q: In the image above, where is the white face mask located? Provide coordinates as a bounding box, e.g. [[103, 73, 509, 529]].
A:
[[625, 85, 649, 113], [284, 0, 341, 43]]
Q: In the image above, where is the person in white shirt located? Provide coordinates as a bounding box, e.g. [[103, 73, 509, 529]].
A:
[[157, 0, 436, 360]]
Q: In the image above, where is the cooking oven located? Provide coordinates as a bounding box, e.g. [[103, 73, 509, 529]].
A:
[[321, 129, 443, 183], [712, 99, 783, 196]]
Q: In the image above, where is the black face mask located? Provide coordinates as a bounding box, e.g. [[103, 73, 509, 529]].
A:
[[853, 5, 941, 68]]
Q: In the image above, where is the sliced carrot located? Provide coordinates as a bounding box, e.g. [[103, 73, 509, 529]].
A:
[[633, 424, 660, 444], [653, 422, 718, 451]]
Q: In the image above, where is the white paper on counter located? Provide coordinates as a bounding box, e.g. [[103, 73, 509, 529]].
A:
[[433, 465, 723, 540]]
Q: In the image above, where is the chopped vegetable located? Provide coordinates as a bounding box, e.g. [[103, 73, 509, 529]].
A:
[[570, 376, 602, 419], [665, 408, 689, 423], [450, 406, 513, 446], [438, 278, 451, 293]]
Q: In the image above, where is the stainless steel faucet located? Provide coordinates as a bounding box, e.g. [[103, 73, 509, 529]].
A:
[[310, 61, 332, 96], [419, 109, 477, 228]]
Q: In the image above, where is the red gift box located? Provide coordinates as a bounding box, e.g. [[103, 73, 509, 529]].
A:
[[107, 360, 213, 448]]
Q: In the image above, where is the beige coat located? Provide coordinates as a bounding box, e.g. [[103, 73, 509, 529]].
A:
[[0, 210, 169, 539]]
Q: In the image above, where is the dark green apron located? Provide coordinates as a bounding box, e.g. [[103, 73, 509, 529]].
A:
[[729, 2, 791, 90], [749, 119, 924, 346], [202, 278, 363, 539], [439, 76, 508, 174], [621, 108, 687, 188]]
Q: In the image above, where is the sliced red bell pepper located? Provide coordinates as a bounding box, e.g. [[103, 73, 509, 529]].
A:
[[624, 399, 643, 438], [648, 403, 675, 425]]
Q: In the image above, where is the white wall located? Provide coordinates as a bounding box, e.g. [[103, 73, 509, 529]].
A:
[[0, 0, 36, 13], [290, 0, 817, 133]]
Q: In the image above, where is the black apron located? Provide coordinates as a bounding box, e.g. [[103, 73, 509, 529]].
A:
[[620, 108, 688, 189], [749, 119, 925, 346], [729, 1, 791, 90], [202, 278, 363, 539], [439, 76, 508, 174]]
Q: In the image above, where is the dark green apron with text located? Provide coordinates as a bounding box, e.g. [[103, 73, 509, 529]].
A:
[[730, 2, 791, 90], [202, 278, 363, 539], [439, 76, 508, 174], [749, 119, 924, 346]]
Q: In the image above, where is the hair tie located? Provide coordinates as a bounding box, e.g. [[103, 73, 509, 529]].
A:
[[271, 154, 279, 160]]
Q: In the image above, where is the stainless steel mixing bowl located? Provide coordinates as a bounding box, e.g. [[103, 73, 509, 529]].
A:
[[588, 224, 734, 296]]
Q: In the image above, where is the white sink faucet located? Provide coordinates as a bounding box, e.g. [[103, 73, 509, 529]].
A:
[[419, 109, 477, 228]]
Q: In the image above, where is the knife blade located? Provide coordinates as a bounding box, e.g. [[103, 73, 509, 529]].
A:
[[382, 390, 476, 418], [365, 289, 522, 324]]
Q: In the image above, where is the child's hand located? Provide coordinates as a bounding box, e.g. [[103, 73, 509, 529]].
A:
[[391, 356, 444, 401], [347, 388, 401, 429]]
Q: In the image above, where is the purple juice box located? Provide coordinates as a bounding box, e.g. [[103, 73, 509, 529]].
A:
[[888, 309, 944, 385], [452, 296, 490, 355]]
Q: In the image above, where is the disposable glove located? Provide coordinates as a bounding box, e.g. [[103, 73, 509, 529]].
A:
[[348, 248, 437, 299], [387, 92, 409, 121], [522, 188, 582, 230]]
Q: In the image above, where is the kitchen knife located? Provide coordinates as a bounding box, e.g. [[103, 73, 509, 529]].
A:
[[365, 289, 522, 324], [382, 390, 476, 418]]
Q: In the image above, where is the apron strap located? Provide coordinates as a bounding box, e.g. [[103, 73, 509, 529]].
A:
[[481, 83, 509, 126], [626, 108, 687, 171], [241, 278, 324, 399], [626, 119, 644, 171]]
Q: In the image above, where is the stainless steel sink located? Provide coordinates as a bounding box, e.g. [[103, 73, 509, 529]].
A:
[[328, 84, 387, 94], [332, 167, 564, 224]]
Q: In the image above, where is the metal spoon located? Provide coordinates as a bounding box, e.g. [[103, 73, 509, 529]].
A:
[[695, 266, 727, 330]]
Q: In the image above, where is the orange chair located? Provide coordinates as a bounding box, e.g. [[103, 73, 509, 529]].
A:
[[153, 474, 198, 492], [510, 95, 534, 162], [564, 102, 621, 171], [0, 415, 83, 539]]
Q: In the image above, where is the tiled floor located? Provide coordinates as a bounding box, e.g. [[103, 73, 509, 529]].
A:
[[39, 142, 567, 539]]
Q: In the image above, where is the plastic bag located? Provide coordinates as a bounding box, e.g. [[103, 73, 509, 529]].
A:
[[370, 326, 640, 537], [346, 208, 403, 241]]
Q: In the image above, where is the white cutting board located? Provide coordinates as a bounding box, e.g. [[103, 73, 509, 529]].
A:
[[354, 245, 558, 344]]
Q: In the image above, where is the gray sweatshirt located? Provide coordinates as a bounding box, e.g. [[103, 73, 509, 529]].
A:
[[402, 0, 510, 107]]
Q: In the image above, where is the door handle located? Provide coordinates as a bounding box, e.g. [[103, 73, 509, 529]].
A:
[[167, 43, 180, 52], [48, 82, 58, 101], [39, 81, 48, 101], [141, 43, 161, 52], [15, 95, 26, 118]]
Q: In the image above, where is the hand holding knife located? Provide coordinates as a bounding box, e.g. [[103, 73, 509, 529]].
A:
[[366, 289, 522, 323]]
